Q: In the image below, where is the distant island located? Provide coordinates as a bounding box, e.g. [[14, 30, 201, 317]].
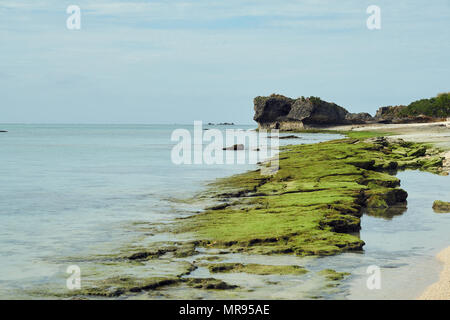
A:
[[207, 122, 235, 126], [253, 93, 450, 130]]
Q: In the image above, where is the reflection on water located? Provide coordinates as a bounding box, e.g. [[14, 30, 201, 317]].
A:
[[365, 205, 407, 220]]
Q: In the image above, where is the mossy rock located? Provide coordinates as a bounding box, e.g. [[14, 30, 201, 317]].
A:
[[318, 269, 350, 281], [126, 242, 197, 261], [432, 200, 450, 213], [179, 138, 442, 258], [195, 255, 224, 262], [73, 275, 239, 297], [207, 263, 308, 275], [75, 276, 181, 297], [319, 213, 361, 233], [183, 278, 238, 290], [407, 147, 427, 157]]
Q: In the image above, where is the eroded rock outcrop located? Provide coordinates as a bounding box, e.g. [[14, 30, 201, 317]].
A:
[[254, 94, 373, 129]]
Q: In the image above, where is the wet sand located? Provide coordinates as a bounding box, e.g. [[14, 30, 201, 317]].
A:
[[418, 246, 450, 300]]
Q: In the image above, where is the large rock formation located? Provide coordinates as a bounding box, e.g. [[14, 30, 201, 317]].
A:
[[253, 94, 373, 129], [253, 93, 449, 129]]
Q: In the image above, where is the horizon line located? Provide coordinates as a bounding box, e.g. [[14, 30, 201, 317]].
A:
[[0, 122, 257, 126]]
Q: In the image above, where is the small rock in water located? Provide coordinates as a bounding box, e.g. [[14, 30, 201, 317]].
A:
[[267, 135, 300, 139], [432, 200, 450, 213], [223, 144, 244, 151]]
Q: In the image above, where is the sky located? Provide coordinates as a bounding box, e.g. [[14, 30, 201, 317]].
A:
[[0, 0, 449, 124]]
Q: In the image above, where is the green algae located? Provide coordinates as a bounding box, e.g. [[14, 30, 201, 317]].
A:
[[343, 131, 393, 139], [72, 275, 238, 298], [432, 200, 450, 213], [206, 263, 308, 275], [76, 276, 181, 297], [179, 136, 445, 257], [317, 269, 351, 289], [183, 278, 238, 290], [318, 269, 351, 281], [195, 255, 225, 262], [123, 241, 198, 261], [57, 258, 239, 298]]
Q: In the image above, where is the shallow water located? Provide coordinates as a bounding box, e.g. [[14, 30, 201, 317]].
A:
[[0, 124, 342, 298], [346, 170, 450, 299]]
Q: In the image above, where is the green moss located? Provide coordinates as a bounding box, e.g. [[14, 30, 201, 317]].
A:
[[72, 275, 238, 297], [195, 255, 225, 262], [179, 137, 444, 257], [207, 263, 308, 275], [125, 242, 197, 261], [184, 278, 238, 290], [343, 131, 393, 139], [432, 200, 450, 213], [318, 269, 350, 281], [76, 276, 181, 297]]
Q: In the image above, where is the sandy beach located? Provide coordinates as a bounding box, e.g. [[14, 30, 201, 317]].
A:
[[327, 119, 450, 144], [418, 246, 450, 300]]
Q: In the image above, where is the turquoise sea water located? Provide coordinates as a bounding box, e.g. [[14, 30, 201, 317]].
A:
[[0, 124, 343, 297]]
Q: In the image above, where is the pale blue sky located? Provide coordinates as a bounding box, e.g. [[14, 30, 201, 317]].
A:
[[1, 0, 449, 124]]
